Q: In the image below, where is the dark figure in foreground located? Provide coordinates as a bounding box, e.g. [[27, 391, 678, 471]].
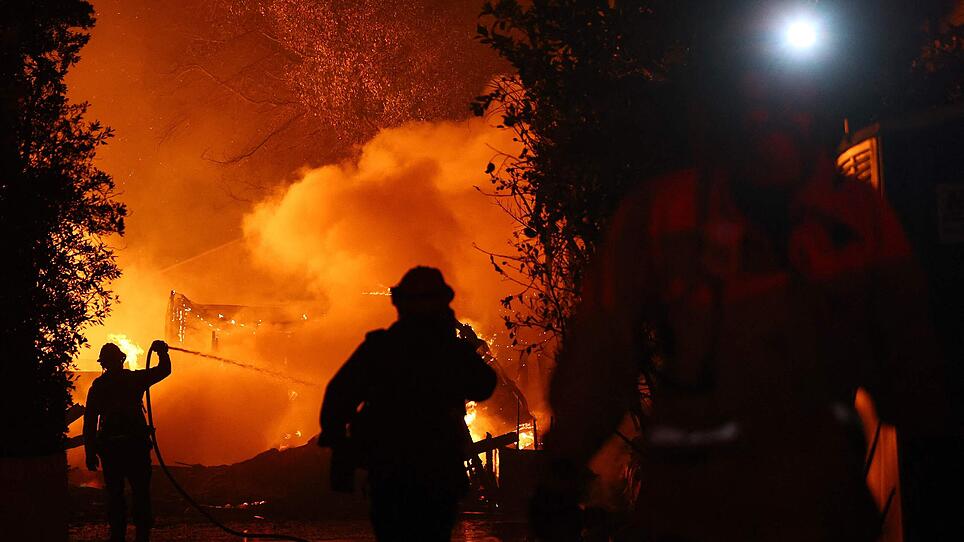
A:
[[320, 266, 496, 542], [537, 4, 948, 542], [84, 340, 171, 542]]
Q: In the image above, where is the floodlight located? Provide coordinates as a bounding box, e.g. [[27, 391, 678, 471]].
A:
[[784, 17, 819, 52]]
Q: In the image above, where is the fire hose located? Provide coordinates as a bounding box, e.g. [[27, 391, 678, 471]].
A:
[[166, 346, 319, 387], [144, 347, 312, 542]]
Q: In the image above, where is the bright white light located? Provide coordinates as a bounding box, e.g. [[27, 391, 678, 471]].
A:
[[784, 18, 818, 51]]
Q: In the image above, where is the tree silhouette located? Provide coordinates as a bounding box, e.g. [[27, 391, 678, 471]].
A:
[[473, 0, 691, 355], [171, 0, 503, 168], [0, 0, 126, 456]]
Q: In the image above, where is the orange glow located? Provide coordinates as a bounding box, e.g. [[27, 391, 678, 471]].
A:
[[464, 401, 479, 432], [107, 333, 145, 370], [465, 400, 538, 451], [517, 423, 535, 450], [65, 2, 521, 472]]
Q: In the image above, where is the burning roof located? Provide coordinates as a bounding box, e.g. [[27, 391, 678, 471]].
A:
[[165, 290, 312, 345]]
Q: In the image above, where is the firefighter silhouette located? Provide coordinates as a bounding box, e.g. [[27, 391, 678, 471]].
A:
[[536, 4, 948, 541], [320, 266, 496, 541], [84, 340, 171, 542]]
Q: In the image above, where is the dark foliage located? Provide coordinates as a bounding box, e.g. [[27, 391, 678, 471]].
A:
[[835, 1, 964, 126], [902, 7, 964, 110], [473, 0, 692, 352], [0, 1, 126, 456]]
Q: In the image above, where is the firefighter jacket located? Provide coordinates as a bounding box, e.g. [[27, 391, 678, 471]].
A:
[[321, 316, 496, 488], [548, 156, 946, 541], [83, 351, 171, 452]]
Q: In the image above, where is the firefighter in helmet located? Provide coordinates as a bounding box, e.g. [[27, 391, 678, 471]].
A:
[[535, 3, 948, 541], [320, 266, 496, 541], [83, 340, 171, 542]]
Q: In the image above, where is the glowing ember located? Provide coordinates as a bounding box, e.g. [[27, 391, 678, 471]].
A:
[[518, 423, 535, 450], [106, 333, 145, 370], [464, 401, 479, 436], [279, 430, 304, 450], [362, 286, 392, 297]]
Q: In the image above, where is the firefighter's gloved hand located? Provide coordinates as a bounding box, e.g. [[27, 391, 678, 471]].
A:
[[150, 340, 168, 354], [86, 453, 99, 472], [316, 430, 346, 448], [530, 457, 589, 541]]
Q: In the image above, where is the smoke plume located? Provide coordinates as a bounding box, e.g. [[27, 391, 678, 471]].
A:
[[243, 118, 519, 347]]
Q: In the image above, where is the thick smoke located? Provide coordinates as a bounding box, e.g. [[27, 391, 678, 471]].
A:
[[243, 118, 520, 347]]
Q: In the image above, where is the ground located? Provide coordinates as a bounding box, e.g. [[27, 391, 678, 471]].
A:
[[70, 517, 531, 541]]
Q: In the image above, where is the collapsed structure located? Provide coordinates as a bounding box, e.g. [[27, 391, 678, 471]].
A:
[[160, 289, 541, 513]]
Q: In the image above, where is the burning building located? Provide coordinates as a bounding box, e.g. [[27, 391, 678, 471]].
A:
[[165, 291, 311, 356], [165, 288, 537, 448]]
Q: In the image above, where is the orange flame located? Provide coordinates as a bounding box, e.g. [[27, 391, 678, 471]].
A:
[[106, 333, 145, 370]]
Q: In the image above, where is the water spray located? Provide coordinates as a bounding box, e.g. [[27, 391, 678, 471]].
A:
[[145, 346, 312, 542], [166, 345, 319, 387]]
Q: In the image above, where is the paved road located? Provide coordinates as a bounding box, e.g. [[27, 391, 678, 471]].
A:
[[70, 517, 531, 541]]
